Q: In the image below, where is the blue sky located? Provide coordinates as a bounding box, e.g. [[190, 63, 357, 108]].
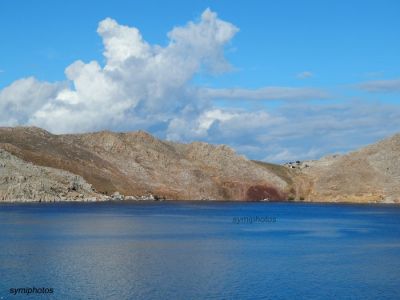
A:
[[1, 0, 400, 162]]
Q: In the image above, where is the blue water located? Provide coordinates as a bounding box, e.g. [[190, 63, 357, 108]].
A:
[[1, 202, 400, 299]]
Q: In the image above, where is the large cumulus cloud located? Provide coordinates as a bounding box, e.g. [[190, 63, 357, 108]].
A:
[[1, 9, 239, 133]]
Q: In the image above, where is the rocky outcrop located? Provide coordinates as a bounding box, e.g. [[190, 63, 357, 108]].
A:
[[0, 149, 101, 201]]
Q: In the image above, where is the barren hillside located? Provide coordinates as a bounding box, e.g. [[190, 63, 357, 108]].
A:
[[0, 126, 399, 203], [290, 134, 400, 203], [0, 127, 291, 201]]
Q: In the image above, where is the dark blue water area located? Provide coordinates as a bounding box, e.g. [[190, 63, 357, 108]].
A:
[[1, 201, 400, 299]]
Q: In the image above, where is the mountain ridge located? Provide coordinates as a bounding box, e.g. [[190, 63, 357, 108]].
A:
[[0, 126, 399, 203]]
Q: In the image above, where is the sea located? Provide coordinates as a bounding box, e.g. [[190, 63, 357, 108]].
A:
[[1, 201, 400, 299]]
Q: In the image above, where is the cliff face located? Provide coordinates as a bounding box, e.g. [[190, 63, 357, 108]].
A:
[[0, 127, 290, 201], [0, 126, 399, 203]]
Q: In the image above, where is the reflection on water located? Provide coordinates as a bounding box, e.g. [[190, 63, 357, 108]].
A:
[[1, 202, 400, 299]]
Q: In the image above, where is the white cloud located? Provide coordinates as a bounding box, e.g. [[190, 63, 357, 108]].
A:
[[0, 8, 239, 133], [296, 71, 313, 79], [98, 18, 151, 70], [166, 108, 285, 143], [0, 77, 64, 126], [0, 7, 333, 138], [166, 109, 235, 141], [197, 109, 235, 132], [0, 8, 329, 137], [358, 78, 400, 92]]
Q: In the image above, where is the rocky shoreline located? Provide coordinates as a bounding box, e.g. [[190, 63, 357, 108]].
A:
[[1, 198, 398, 204], [1, 189, 397, 204], [0, 194, 163, 203]]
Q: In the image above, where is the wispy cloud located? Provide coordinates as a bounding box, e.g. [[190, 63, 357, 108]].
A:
[[192, 100, 400, 162], [296, 71, 313, 79], [358, 78, 400, 92], [199, 86, 329, 101]]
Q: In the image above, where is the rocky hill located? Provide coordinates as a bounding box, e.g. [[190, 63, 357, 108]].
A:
[[0, 126, 398, 203], [0, 127, 291, 201], [291, 133, 400, 203]]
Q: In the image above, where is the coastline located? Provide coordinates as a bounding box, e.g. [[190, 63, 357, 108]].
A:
[[1, 198, 399, 205]]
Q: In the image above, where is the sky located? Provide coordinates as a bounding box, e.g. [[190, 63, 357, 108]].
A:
[[0, 0, 400, 162]]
